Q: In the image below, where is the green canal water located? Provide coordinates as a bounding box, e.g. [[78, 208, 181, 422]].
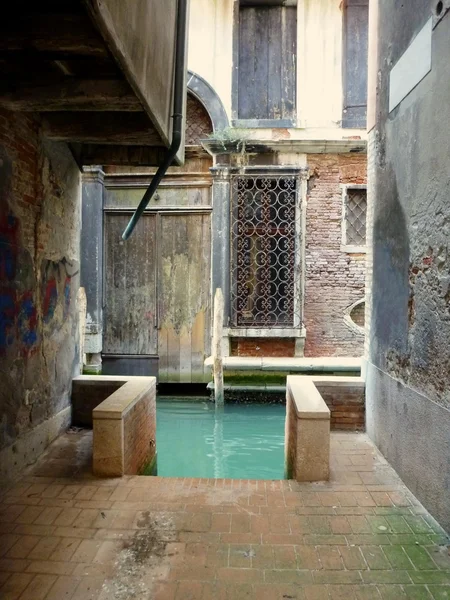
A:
[[156, 400, 286, 479]]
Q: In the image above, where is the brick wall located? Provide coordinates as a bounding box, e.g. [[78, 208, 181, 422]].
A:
[[230, 338, 295, 357], [123, 389, 156, 475], [72, 379, 126, 427], [304, 153, 367, 357], [316, 384, 365, 431], [0, 108, 80, 458], [186, 94, 213, 145]]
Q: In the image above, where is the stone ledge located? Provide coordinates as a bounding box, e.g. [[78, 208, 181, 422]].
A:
[[287, 378, 331, 420], [204, 356, 362, 372], [225, 327, 306, 338], [285, 375, 331, 482], [73, 374, 131, 384], [72, 375, 146, 427], [93, 377, 156, 420], [312, 376, 365, 388], [89, 375, 157, 477]]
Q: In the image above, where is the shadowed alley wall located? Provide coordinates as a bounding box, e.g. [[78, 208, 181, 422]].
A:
[[0, 109, 81, 479], [366, 1, 450, 531]]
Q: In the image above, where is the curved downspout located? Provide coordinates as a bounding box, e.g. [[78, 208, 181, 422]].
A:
[[122, 0, 189, 240]]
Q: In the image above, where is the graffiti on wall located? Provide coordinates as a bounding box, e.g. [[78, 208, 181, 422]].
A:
[[0, 209, 39, 356], [43, 278, 58, 324], [18, 291, 37, 348], [0, 289, 15, 350], [0, 214, 74, 356], [0, 143, 76, 357]]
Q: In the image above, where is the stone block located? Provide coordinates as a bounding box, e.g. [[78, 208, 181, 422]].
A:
[[92, 419, 123, 477], [285, 376, 330, 482], [92, 376, 156, 477]]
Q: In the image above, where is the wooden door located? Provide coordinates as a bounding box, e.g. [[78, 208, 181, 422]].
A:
[[158, 212, 211, 383], [103, 213, 158, 355]]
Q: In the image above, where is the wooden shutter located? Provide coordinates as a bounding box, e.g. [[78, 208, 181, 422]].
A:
[[234, 5, 296, 126], [342, 0, 369, 128]]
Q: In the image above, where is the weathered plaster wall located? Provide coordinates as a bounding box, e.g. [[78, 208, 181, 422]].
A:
[[188, 0, 234, 120], [304, 153, 366, 357], [188, 0, 364, 140], [366, 2, 450, 531], [299, 0, 343, 130], [0, 109, 80, 479]]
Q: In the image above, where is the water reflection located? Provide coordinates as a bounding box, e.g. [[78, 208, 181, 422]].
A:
[[213, 403, 224, 478]]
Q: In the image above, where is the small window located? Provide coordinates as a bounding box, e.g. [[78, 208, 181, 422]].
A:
[[350, 301, 365, 327], [342, 186, 367, 248], [232, 3, 297, 127], [342, 0, 369, 128], [344, 298, 365, 334], [230, 175, 301, 328]]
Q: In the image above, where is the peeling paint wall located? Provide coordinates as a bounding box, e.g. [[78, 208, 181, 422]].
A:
[[0, 108, 80, 477], [366, 2, 450, 531]]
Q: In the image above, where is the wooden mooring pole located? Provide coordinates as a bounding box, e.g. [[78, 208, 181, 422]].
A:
[[213, 288, 224, 405]]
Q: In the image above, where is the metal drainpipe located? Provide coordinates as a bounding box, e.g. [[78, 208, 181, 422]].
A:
[[122, 0, 189, 240]]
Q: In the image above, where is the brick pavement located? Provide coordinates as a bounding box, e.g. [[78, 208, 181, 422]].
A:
[[1, 432, 449, 599]]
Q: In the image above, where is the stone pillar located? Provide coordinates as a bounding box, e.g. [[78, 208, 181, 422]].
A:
[[81, 166, 104, 373], [210, 166, 231, 357]]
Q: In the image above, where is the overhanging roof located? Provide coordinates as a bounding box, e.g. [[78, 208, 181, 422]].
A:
[[0, 0, 185, 167]]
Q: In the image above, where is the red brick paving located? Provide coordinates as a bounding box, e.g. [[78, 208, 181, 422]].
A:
[[1, 432, 449, 599]]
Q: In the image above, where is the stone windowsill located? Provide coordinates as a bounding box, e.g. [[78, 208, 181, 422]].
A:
[[341, 245, 367, 254], [225, 327, 306, 339]]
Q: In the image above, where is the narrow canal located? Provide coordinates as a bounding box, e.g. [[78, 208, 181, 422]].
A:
[[156, 400, 286, 479]]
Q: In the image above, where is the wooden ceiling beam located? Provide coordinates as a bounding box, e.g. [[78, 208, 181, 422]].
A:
[[0, 79, 142, 111], [42, 112, 164, 145], [0, 13, 108, 58], [70, 144, 169, 167]]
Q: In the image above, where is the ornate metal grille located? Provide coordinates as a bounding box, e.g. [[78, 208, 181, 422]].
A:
[[231, 175, 301, 328], [345, 188, 367, 246]]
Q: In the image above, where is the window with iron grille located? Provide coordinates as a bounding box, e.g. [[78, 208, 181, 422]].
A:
[[230, 175, 301, 328], [343, 187, 367, 247]]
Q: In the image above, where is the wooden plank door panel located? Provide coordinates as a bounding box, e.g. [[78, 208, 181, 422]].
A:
[[158, 213, 211, 383], [103, 213, 157, 355]]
